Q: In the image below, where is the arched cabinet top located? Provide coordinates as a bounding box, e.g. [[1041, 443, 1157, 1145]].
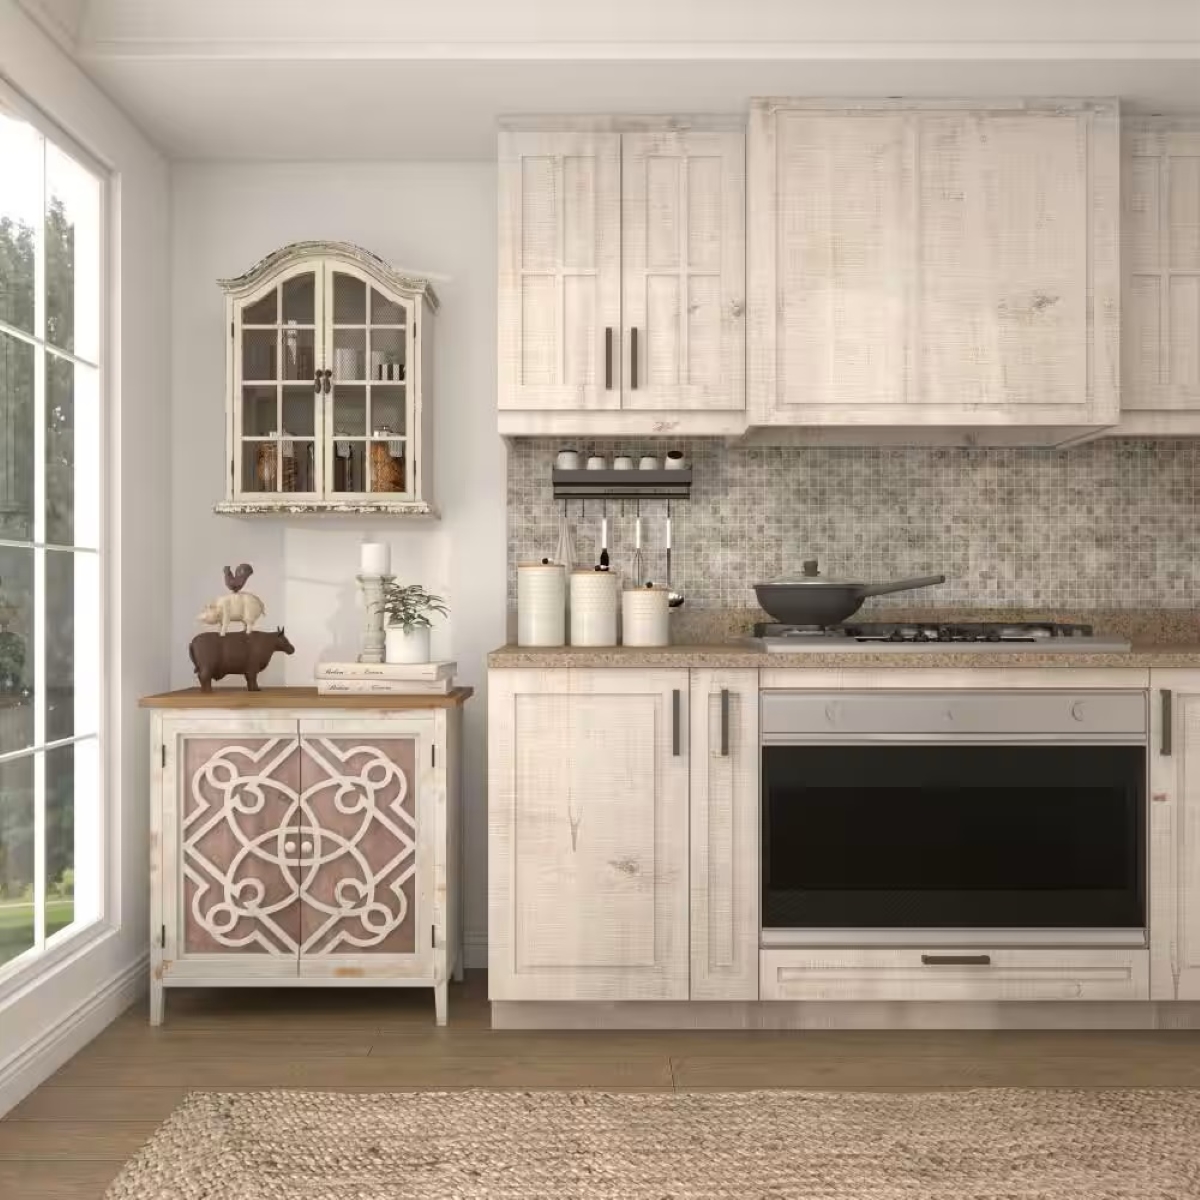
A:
[[218, 241, 440, 311]]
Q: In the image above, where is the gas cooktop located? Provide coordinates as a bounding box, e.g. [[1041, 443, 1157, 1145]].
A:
[[752, 621, 1131, 653]]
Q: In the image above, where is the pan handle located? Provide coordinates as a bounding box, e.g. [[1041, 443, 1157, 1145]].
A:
[[858, 574, 947, 600]]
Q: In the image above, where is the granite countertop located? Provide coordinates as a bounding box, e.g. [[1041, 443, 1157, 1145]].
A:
[[487, 643, 1200, 670]]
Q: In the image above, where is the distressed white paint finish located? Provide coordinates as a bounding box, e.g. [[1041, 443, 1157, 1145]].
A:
[[488, 668, 689, 1000], [622, 131, 745, 412], [748, 98, 1120, 434], [149, 706, 460, 1025], [689, 670, 759, 1000], [221, 240, 437, 513], [1148, 672, 1200, 1001], [1122, 122, 1200, 421], [760, 948, 1149, 1002], [498, 132, 622, 412]]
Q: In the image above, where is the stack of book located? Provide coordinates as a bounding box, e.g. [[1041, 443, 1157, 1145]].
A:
[[314, 660, 457, 695]]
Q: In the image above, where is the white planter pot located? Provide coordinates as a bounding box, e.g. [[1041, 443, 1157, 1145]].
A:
[[385, 624, 430, 664]]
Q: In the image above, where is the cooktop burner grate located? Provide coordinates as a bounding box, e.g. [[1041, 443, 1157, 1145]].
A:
[[753, 621, 1099, 643]]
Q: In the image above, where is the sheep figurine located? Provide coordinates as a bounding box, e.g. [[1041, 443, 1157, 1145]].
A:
[[195, 561, 264, 636]]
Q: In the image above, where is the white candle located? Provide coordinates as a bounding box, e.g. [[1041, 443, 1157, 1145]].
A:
[[360, 541, 390, 577]]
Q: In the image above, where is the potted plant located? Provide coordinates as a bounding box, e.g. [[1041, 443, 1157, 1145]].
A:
[[380, 581, 447, 664]]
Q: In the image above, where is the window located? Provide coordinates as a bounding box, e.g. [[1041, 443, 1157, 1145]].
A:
[[0, 92, 103, 976]]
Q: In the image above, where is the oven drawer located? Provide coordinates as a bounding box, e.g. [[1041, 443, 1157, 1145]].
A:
[[760, 948, 1149, 1002], [761, 691, 1146, 738]]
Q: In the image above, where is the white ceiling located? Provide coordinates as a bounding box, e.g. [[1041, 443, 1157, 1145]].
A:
[[19, 0, 1200, 159]]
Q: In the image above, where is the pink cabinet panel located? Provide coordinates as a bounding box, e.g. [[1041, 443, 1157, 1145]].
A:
[[180, 735, 303, 957], [297, 736, 419, 957]]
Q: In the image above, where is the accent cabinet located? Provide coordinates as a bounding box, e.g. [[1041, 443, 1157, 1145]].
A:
[[497, 125, 746, 436], [217, 241, 438, 515], [142, 688, 470, 1024], [748, 98, 1120, 441]]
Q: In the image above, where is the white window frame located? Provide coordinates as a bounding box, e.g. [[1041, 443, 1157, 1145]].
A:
[[0, 75, 113, 1000]]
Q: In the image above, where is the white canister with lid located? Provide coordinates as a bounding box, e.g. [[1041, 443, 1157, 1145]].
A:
[[570, 569, 619, 646], [517, 560, 566, 646], [621, 583, 670, 647]]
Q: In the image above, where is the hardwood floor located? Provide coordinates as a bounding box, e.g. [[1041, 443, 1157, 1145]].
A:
[[5, 972, 1200, 1198]]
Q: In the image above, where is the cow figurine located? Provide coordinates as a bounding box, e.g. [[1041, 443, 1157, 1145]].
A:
[[189, 627, 295, 692], [197, 591, 266, 636]]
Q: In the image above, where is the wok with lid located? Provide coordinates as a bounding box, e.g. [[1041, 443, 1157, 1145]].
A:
[[754, 560, 946, 627]]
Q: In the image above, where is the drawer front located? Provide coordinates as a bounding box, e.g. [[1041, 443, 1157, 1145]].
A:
[[761, 691, 1146, 737], [760, 948, 1149, 1002]]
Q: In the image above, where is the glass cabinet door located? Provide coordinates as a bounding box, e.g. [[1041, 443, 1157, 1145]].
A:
[[327, 269, 411, 498], [236, 269, 321, 499]]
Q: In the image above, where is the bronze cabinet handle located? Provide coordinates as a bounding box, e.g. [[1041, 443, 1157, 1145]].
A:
[[313, 371, 322, 393], [605, 327, 613, 391], [322, 368, 332, 394], [921, 954, 991, 966], [630, 327, 639, 390], [720, 688, 730, 757], [672, 689, 681, 756], [1162, 689, 1173, 756]]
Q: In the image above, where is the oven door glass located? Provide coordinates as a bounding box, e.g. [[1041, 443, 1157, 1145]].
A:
[[762, 744, 1145, 928]]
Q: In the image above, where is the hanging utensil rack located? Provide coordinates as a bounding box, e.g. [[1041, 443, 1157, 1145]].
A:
[[551, 469, 692, 501]]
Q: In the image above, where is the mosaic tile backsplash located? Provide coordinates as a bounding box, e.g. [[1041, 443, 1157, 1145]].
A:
[[507, 439, 1200, 611]]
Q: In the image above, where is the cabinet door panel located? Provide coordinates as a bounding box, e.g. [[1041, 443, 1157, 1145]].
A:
[[1149, 674, 1200, 1000], [498, 133, 621, 411], [489, 669, 689, 1000], [297, 719, 434, 978], [690, 670, 759, 1000], [162, 719, 302, 977], [623, 132, 745, 412]]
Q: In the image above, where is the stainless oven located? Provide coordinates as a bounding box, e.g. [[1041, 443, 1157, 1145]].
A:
[[760, 691, 1147, 946]]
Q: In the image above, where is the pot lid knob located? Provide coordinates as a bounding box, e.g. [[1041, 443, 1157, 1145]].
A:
[[801, 559, 821, 577]]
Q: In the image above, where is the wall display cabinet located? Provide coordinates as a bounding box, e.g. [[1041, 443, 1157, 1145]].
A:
[[216, 241, 438, 515], [1148, 672, 1200, 1000], [143, 689, 468, 1024], [488, 668, 690, 1000], [1120, 121, 1200, 434], [747, 99, 1120, 443], [689, 669, 759, 1000], [497, 125, 746, 436]]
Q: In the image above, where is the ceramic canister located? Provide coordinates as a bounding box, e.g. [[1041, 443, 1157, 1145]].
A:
[[621, 584, 670, 647], [517, 561, 566, 646], [569, 569, 619, 647]]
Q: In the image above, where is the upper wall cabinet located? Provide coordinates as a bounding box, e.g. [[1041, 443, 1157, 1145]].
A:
[[497, 126, 746, 436], [747, 100, 1120, 445], [1120, 121, 1200, 434], [216, 242, 439, 515]]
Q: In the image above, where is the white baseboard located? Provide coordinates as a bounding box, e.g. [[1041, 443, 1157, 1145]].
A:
[[464, 928, 488, 970], [0, 954, 147, 1118]]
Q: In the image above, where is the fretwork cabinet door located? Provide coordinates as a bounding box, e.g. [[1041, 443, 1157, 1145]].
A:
[[160, 717, 304, 982], [296, 717, 436, 980]]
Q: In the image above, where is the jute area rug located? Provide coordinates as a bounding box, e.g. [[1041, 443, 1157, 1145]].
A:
[[104, 1088, 1200, 1198]]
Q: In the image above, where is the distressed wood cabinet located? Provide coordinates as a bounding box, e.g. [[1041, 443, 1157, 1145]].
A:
[[497, 124, 746, 436], [143, 688, 469, 1024], [1148, 672, 1200, 1000], [689, 669, 759, 1000], [216, 241, 438, 515], [1120, 121, 1200, 434], [748, 99, 1120, 443], [487, 669, 690, 1000]]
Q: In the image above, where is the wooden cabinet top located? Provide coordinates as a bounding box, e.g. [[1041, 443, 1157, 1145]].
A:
[[139, 686, 473, 710]]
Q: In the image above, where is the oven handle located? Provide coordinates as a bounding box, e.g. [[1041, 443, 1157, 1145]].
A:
[[921, 954, 991, 967], [1161, 689, 1172, 757]]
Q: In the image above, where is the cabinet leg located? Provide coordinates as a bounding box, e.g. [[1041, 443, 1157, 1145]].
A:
[[150, 980, 165, 1027], [434, 981, 448, 1027]]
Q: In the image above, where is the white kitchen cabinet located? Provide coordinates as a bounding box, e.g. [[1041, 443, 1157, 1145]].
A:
[[144, 691, 467, 1025], [748, 99, 1119, 442], [1148, 672, 1200, 1000], [1120, 121, 1200, 433], [689, 669, 759, 1000], [217, 241, 438, 515], [497, 125, 746, 435], [488, 668, 690, 1000]]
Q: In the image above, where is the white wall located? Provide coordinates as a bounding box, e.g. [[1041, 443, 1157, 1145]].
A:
[[169, 161, 505, 960], [0, 0, 171, 1114]]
